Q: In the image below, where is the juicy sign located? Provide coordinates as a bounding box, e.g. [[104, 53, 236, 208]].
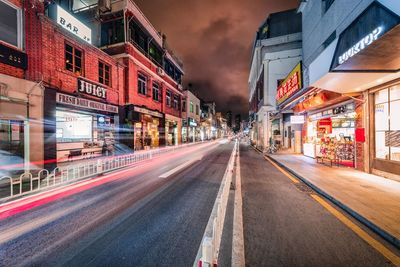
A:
[[78, 78, 107, 99], [338, 27, 382, 65]]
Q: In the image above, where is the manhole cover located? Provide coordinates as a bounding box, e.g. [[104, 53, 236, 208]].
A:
[[294, 183, 314, 194]]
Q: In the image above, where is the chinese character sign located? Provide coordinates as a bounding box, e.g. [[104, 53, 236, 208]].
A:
[[276, 62, 302, 104]]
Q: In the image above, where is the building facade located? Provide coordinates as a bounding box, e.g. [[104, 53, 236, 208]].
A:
[[287, 0, 400, 180], [0, 0, 185, 172], [248, 9, 302, 151], [182, 90, 201, 143]]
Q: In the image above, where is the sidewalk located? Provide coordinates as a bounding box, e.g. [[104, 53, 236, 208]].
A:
[[268, 153, 400, 248]]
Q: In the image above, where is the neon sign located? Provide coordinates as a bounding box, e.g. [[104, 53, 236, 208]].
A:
[[338, 27, 382, 65]]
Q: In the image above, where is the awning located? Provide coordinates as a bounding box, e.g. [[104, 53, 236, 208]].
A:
[[308, 1, 400, 94]]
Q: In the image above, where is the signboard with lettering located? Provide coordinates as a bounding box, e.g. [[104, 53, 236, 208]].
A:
[[331, 1, 400, 71], [290, 115, 304, 124], [52, 4, 92, 44], [133, 106, 163, 118], [56, 93, 118, 113], [78, 78, 107, 99], [0, 43, 27, 69], [333, 105, 347, 115], [276, 62, 302, 105]]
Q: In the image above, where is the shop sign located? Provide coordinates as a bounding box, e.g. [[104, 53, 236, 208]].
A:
[[276, 62, 302, 104], [0, 43, 27, 69], [290, 115, 304, 124], [338, 27, 382, 65], [133, 106, 163, 118], [331, 1, 400, 71], [78, 78, 107, 99], [333, 105, 347, 115], [55, 4, 91, 44], [56, 93, 118, 113]]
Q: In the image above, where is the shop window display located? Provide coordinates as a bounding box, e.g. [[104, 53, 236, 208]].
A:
[[374, 86, 400, 161], [304, 104, 355, 167]]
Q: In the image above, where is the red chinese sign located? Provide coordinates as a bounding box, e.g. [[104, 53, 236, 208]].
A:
[[276, 62, 302, 104]]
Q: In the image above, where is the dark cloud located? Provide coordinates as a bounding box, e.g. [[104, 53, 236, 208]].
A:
[[134, 0, 299, 119]]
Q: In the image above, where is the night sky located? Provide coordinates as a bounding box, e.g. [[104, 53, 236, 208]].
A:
[[135, 0, 299, 119]]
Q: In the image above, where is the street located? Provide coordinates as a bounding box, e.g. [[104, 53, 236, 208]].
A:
[[0, 141, 233, 266], [0, 141, 398, 266]]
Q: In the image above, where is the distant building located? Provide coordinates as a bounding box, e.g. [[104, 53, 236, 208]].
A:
[[234, 114, 242, 132], [248, 9, 302, 150], [226, 111, 233, 129]]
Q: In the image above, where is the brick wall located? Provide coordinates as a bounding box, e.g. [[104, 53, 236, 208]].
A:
[[29, 15, 124, 105]]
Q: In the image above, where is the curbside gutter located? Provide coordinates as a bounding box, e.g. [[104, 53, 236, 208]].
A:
[[265, 154, 400, 250]]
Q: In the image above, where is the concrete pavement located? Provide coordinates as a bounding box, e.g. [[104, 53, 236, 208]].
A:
[[240, 144, 394, 266]]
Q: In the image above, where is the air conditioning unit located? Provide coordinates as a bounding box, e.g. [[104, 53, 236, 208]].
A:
[[157, 67, 165, 76], [98, 0, 111, 13]]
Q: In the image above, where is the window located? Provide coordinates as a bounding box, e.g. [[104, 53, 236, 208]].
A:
[[166, 90, 171, 106], [138, 73, 147, 95], [65, 43, 83, 75], [0, 0, 22, 48], [196, 105, 199, 115], [323, 0, 335, 13], [98, 61, 111, 86], [56, 110, 93, 142], [190, 101, 194, 113], [173, 95, 179, 110], [375, 85, 400, 161], [101, 19, 124, 46], [152, 82, 160, 102], [182, 100, 186, 112]]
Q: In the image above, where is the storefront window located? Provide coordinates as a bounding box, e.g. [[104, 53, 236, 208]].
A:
[[56, 110, 92, 142], [375, 86, 400, 161], [138, 73, 147, 95], [0, 0, 22, 48]]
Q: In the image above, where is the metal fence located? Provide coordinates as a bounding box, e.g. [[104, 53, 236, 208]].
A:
[[0, 141, 213, 202], [196, 139, 238, 266]]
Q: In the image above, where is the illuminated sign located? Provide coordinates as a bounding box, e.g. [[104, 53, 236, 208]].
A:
[[56, 5, 91, 43], [133, 106, 163, 118], [0, 43, 27, 69], [290, 115, 304, 124], [338, 27, 382, 65], [78, 78, 107, 99], [276, 62, 302, 104], [56, 93, 118, 113]]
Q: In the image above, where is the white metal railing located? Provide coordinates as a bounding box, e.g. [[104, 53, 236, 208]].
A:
[[196, 139, 238, 266], [0, 141, 215, 202]]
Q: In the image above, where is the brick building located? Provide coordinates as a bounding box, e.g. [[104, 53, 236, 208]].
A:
[[0, 0, 185, 171]]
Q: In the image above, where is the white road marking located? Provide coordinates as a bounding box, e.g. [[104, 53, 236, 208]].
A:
[[232, 143, 245, 267], [158, 157, 202, 178]]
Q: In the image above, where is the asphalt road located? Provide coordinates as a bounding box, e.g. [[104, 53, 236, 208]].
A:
[[239, 143, 394, 267], [0, 141, 234, 267]]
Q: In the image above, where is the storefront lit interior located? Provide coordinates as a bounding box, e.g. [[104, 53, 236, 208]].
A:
[[304, 103, 356, 167], [134, 115, 159, 150], [56, 109, 115, 162]]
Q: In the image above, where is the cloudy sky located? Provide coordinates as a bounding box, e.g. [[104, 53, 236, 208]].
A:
[[135, 0, 299, 119]]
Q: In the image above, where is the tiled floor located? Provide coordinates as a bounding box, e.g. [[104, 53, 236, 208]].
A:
[[270, 153, 400, 242]]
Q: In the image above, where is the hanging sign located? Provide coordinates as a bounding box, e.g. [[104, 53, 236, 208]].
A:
[[55, 5, 92, 44], [78, 78, 107, 99], [276, 62, 302, 104]]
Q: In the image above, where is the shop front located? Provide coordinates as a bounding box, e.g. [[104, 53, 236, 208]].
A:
[[303, 101, 356, 167], [182, 118, 198, 143], [0, 73, 44, 172], [123, 105, 164, 150], [165, 114, 181, 146], [305, 1, 400, 176], [370, 82, 400, 177], [52, 91, 119, 163]]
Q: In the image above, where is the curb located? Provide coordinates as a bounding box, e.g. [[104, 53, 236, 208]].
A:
[[266, 154, 400, 250]]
